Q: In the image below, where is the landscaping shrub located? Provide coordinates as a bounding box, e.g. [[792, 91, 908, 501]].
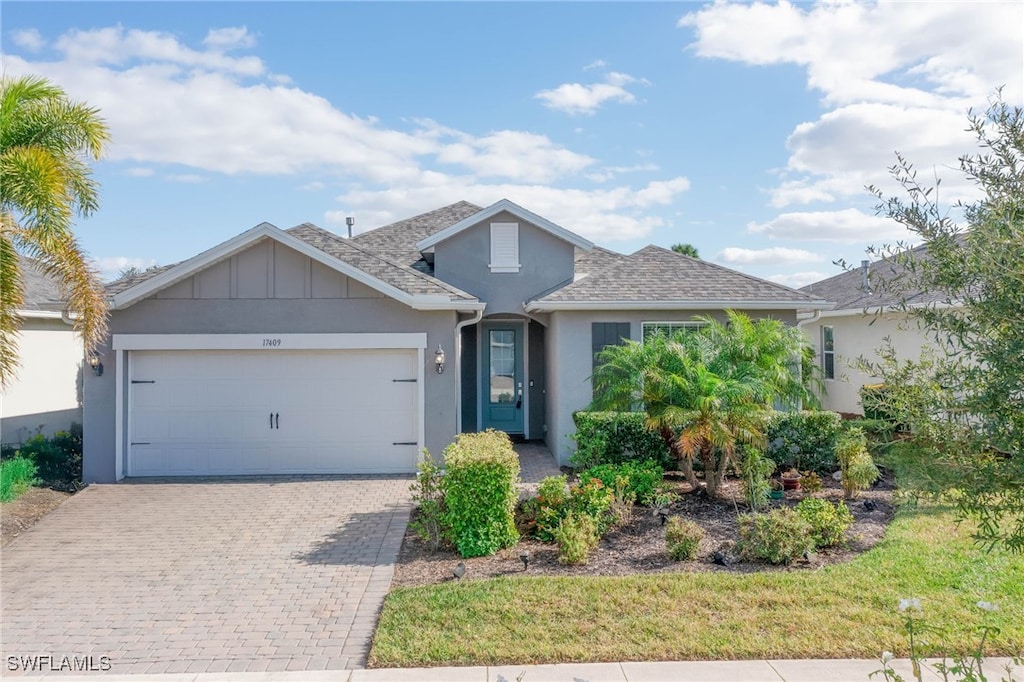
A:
[[799, 470, 824, 494], [737, 508, 816, 565], [14, 424, 83, 487], [796, 498, 853, 548], [0, 456, 39, 502], [441, 430, 520, 558], [527, 475, 571, 542], [568, 477, 615, 534], [577, 459, 664, 505], [859, 383, 899, 424], [552, 512, 599, 565], [664, 517, 704, 560], [571, 411, 674, 470], [409, 449, 446, 551], [739, 447, 776, 513], [766, 410, 843, 474], [836, 427, 880, 500]]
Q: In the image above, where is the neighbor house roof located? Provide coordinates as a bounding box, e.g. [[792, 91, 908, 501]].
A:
[[526, 245, 830, 312], [20, 256, 67, 314], [800, 243, 955, 313]]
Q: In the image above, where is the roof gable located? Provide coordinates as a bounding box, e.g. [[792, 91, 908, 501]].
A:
[[108, 222, 481, 311], [527, 245, 829, 311], [415, 199, 593, 252]]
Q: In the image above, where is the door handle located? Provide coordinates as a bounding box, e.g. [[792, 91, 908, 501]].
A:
[[516, 387, 523, 410], [270, 412, 274, 429], [275, 412, 280, 429]]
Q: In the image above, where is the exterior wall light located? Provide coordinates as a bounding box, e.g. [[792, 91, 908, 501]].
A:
[[435, 345, 445, 374], [88, 353, 104, 377]]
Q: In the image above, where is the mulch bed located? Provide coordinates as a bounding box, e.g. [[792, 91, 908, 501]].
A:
[[1, 487, 73, 547], [391, 473, 896, 587]]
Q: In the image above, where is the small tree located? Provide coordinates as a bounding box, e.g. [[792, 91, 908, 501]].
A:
[[861, 93, 1024, 552]]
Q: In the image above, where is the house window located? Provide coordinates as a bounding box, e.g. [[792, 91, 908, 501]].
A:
[[592, 322, 630, 397], [821, 325, 835, 380], [489, 222, 520, 273], [641, 321, 705, 343]]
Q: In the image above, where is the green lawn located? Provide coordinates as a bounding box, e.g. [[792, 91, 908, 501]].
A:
[[369, 506, 1024, 667], [0, 456, 38, 502]]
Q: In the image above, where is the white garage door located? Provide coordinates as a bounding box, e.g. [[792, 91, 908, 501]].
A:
[[127, 349, 419, 476]]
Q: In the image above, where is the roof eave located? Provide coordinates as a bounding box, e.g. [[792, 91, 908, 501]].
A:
[[526, 299, 833, 313]]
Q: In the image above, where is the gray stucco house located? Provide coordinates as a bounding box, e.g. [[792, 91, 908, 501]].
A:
[[83, 199, 829, 482]]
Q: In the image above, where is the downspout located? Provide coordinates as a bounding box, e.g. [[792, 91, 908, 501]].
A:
[[795, 309, 823, 412], [454, 306, 484, 434]]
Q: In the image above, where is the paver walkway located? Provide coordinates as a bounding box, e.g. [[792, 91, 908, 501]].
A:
[[515, 441, 562, 496], [1, 476, 412, 676]]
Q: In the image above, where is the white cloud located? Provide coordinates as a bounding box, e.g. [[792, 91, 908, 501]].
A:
[[124, 167, 154, 177], [203, 27, 256, 52], [11, 28, 45, 51], [535, 71, 651, 116], [715, 246, 823, 266], [5, 26, 691, 246], [328, 175, 691, 244], [166, 173, 203, 183], [681, 1, 1023, 212], [583, 59, 607, 71], [299, 181, 325, 191], [586, 163, 660, 183], [747, 208, 910, 244], [94, 256, 159, 281], [767, 271, 831, 289]]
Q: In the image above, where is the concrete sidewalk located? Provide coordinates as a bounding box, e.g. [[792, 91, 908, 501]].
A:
[[13, 657, 1021, 681]]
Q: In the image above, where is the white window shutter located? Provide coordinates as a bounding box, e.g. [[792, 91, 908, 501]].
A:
[[490, 222, 520, 272]]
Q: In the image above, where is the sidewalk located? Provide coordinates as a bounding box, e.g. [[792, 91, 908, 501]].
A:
[[14, 657, 1021, 682]]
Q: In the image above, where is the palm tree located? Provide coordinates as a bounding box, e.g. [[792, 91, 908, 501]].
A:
[[671, 243, 700, 258], [591, 311, 811, 497], [0, 75, 110, 386]]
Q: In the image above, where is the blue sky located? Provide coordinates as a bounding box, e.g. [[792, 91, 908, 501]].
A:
[[3, 1, 1022, 285]]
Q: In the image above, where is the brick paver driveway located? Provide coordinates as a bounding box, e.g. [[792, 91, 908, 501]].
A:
[[1, 476, 412, 676]]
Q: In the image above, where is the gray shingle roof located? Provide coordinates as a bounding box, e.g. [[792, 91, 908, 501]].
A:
[[351, 201, 482, 267], [801, 243, 953, 310], [20, 256, 65, 311], [286, 223, 477, 301], [105, 263, 179, 296], [537, 245, 826, 306], [573, 246, 629, 275]]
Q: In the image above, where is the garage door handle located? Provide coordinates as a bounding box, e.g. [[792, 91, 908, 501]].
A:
[[275, 412, 279, 429], [393, 441, 416, 446], [270, 412, 273, 429]]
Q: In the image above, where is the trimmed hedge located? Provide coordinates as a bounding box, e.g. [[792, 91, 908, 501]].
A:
[[571, 411, 674, 470], [441, 430, 520, 558], [766, 410, 842, 474], [578, 459, 664, 505]]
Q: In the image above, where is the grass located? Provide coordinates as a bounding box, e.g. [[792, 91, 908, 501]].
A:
[[369, 506, 1024, 667], [0, 456, 39, 502]]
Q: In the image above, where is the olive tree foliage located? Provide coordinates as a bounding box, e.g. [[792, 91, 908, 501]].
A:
[[858, 93, 1024, 552]]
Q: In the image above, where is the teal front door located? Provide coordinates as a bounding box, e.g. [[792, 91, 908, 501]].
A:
[[480, 323, 524, 434]]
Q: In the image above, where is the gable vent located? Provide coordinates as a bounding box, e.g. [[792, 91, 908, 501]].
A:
[[490, 222, 521, 273]]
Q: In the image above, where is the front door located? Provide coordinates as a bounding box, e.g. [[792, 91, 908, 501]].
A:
[[480, 322, 524, 434]]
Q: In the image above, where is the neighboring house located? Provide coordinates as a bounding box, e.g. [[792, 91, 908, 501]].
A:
[[799, 245, 948, 416], [1, 257, 83, 444], [82, 199, 829, 482]]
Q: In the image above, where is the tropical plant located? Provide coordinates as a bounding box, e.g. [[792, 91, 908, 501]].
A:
[[671, 242, 700, 258], [1, 75, 111, 385], [740, 447, 776, 512], [665, 517, 704, 560], [590, 310, 811, 497], [836, 427, 880, 500]]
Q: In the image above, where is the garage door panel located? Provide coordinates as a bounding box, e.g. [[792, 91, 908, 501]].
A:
[[128, 348, 420, 476]]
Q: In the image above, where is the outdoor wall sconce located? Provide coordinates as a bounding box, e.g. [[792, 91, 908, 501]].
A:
[[435, 345, 446, 374], [88, 353, 104, 377]]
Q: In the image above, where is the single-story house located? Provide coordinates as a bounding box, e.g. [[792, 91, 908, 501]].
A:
[[82, 199, 830, 482], [799, 245, 947, 415], [1, 256, 83, 444]]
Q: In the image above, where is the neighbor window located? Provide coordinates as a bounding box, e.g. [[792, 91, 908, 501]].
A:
[[821, 325, 835, 380], [489, 222, 520, 273], [641, 321, 705, 343]]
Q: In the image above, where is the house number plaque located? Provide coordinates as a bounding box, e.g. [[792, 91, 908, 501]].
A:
[[262, 338, 282, 347]]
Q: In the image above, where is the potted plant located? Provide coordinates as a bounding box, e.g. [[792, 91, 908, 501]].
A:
[[768, 480, 784, 500], [780, 468, 802, 491]]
